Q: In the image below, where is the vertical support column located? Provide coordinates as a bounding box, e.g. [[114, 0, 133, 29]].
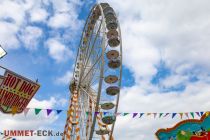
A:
[[62, 90, 80, 140], [96, 112, 106, 140], [86, 98, 93, 139]]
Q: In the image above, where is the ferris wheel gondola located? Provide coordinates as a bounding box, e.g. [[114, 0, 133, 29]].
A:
[[63, 3, 122, 140]]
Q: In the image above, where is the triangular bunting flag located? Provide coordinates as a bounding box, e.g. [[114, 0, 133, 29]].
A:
[[133, 113, 138, 118], [116, 113, 121, 116], [172, 113, 176, 118], [206, 112, 209, 117], [103, 112, 108, 116], [147, 113, 151, 116], [179, 113, 183, 119], [200, 112, 204, 116], [35, 108, 42, 115], [47, 109, 53, 116], [190, 112, 194, 118], [95, 112, 99, 115], [67, 110, 72, 116], [159, 113, 163, 118], [11, 106, 18, 116], [185, 113, 189, 118], [123, 113, 129, 116], [196, 112, 200, 117], [154, 113, 157, 118], [86, 112, 89, 116], [57, 110, 62, 114], [139, 113, 144, 118], [164, 113, 170, 117], [24, 108, 30, 116]]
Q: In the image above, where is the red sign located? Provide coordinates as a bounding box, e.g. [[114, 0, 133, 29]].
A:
[[0, 70, 40, 113]]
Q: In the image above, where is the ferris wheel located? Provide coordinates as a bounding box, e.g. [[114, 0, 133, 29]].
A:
[[62, 3, 122, 140]]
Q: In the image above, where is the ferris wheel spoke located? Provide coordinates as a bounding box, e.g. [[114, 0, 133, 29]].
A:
[[80, 86, 97, 103], [90, 67, 109, 87], [82, 21, 103, 73], [81, 21, 98, 65], [81, 53, 102, 82], [82, 19, 102, 63]]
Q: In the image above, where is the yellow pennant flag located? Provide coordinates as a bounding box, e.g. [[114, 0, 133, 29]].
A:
[[11, 106, 18, 116], [179, 113, 183, 119], [206, 112, 209, 117], [147, 113, 151, 116]]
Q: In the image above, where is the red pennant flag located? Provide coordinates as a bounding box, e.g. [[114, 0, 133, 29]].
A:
[[115, 113, 121, 116], [24, 108, 30, 116], [185, 113, 189, 118], [154, 113, 157, 118]]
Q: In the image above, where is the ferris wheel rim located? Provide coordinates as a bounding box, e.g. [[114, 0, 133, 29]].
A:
[[65, 3, 122, 140]]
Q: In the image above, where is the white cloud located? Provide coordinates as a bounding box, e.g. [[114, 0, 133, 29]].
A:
[[160, 74, 188, 88], [98, 0, 210, 139], [114, 80, 210, 140], [20, 26, 43, 50], [56, 70, 73, 85], [30, 8, 48, 22], [0, 0, 25, 26], [0, 0, 25, 49], [50, 0, 83, 13], [0, 22, 19, 49], [48, 0, 83, 30], [99, 0, 210, 83], [0, 0, 43, 50], [0, 0, 83, 54], [48, 13, 73, 28], [45, 38, 73, 62]]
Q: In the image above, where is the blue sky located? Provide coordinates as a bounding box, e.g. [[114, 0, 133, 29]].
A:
[[1, 0, 210, 140]]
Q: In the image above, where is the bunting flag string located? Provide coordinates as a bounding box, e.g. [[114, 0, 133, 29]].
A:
[[2, 106, 210, 120]]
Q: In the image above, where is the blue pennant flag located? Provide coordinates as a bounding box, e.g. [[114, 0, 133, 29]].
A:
[[172, 113, 177, 118], [139, 113, 144, 118], [56, 110, 62, 114]]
